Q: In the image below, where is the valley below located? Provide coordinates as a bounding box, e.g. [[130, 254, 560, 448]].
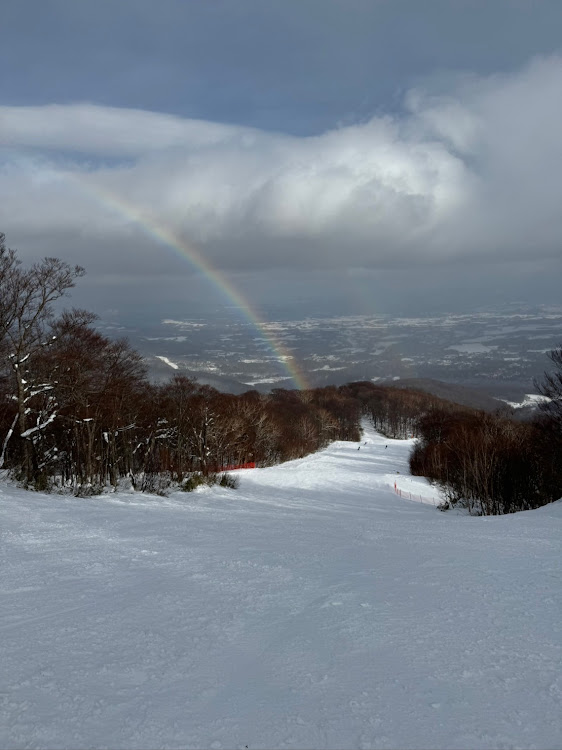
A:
[[103, 304, 562, 405]]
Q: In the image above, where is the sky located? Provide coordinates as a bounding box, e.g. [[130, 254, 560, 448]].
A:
[[1, 0, 562, 321]]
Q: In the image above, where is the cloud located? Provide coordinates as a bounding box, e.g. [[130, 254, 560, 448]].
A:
[[1, 56, 562, 276], [0, 104, 252, 156]]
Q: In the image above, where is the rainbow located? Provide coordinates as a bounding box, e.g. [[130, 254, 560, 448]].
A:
[[63, 171, 308, 390]]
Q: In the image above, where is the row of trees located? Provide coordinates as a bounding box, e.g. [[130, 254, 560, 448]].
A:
[[343, 345, 562, 516], [409, 398, 562, 515], [0, 363, 362, 493], [0, 234, 362, 492], [342, 381, 454, 439], [341, 360, 562, 516]]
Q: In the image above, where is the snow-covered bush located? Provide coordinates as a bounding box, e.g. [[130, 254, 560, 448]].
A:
[[218, 472, 239, 489], [181, 472, 208, 492], [181, 471, 239, 492]]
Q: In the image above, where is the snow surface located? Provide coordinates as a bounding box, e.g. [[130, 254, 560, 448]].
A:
[[498, 393, 551, 410], [155, 355, 180, 370], [1, 426, 562, 749]]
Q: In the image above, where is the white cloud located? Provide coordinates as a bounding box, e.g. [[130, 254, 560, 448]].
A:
[[1, 56, 562, 273], [0, 104, 249, 155]]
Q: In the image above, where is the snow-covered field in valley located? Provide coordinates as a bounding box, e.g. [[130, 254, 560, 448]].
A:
[[1, 425, 561, 749]]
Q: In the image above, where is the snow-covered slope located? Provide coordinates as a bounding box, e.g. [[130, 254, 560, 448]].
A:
[[497, 393, 551, 409], [1, 427, 561, 749]]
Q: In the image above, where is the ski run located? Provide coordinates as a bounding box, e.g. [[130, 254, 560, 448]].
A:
[[1, 423, 561, 749]]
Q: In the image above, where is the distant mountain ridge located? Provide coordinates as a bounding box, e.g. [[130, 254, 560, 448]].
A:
[[383, 377, 539, 414]]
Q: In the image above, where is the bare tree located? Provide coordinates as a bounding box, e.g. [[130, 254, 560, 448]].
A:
[[536, 345, 562, 427], [0, 234, 84, 479]]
